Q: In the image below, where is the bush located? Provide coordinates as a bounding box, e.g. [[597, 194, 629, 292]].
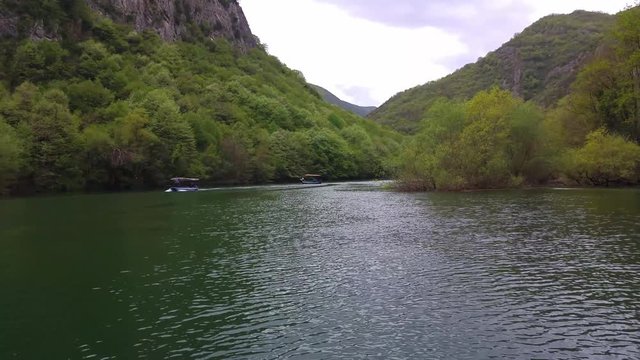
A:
[[564, 129, 640, 185]]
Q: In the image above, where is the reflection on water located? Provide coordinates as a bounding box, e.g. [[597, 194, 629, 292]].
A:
[[1, 184, 639, 359]]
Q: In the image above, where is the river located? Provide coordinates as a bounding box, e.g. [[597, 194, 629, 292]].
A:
[[1, 182, 639, 359]]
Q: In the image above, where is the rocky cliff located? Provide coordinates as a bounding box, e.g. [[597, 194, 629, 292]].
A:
[[0, 0, 257, 50], [86, 0, 256, 50]]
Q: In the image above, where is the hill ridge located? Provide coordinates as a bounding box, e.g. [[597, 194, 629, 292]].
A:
[[310, 84, 376, 117], [369, 10, 615, 133]]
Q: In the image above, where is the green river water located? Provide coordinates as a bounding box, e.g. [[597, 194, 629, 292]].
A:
[[1, 182, 639, 359]]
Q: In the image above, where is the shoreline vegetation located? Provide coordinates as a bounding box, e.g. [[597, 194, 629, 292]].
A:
[[394, 180, 640, 193], [394, 6, 640, 193], [393, 88, 640, 193], [0, 2, 639, 196]]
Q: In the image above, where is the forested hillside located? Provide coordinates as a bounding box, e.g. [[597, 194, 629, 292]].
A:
[[310, 84, 376, 117], [370, 11, 614, 133], [395, 6, 640, 191], [0, 0, 401, 195]]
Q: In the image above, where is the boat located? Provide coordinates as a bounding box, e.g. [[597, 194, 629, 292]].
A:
[[300, 174, 322, 184], [165, 177, 199, 192]]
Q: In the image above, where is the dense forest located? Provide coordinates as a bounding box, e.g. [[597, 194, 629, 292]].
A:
[[0, 0, 401, 194], [395, 6, 640, 190]]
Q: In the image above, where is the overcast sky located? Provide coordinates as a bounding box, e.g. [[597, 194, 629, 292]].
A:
[[240, 0, 632, 106]]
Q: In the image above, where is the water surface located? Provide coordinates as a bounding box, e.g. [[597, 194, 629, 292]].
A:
[[1, 183, 639, 359]]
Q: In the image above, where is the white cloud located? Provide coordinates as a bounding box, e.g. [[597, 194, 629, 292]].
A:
[[241, 0, 467, 106]]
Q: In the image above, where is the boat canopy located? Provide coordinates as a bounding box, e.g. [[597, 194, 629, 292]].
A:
[[170, 177, 199, 182], [302, 174, 321, 178]]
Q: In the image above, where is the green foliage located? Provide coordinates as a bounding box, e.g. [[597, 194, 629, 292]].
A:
[[566, 6, 640, 141], [10, 41, 69, 85], [0, 5, 400, 194], [328, 113, 345, 129], [0, 118, 24, 193], [269, 130, 312, 180], [80, 124, 114, 189], [308, 129, 354, 178], [11, 87, 85, 192], [397, 88, 550, 190], [564, 129, 640, 185], [395, 6, 640, 191], [67, 80, 115, 116]]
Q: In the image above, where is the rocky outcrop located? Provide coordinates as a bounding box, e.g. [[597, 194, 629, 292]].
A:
[[495, 45, 591, 104], [495, 46, 524, 98], [0, 11, 19, 38], [0, 11, 60, 40], [0, 0, 257, 51], [86, 0, 256, 50]]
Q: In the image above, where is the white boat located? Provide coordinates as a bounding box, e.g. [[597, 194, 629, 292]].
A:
[[165, 177, 199, 192], [300, 174, 322, 184]]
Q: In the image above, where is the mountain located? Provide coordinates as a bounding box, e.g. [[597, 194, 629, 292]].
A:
[[0, 0, 400, 194], [395, 6, 640, 191], [310, 84, 376, 117], [369, 10, 615, 133]]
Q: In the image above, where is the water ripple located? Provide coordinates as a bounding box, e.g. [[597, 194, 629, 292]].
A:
[[2, 184, 640, 359]]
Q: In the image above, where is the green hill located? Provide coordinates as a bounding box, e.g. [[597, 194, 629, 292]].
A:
[[310, 84, 376, 117], [394, 6, 640, 191], [369, 10, 615, 133], [0, 0, 401, 194]]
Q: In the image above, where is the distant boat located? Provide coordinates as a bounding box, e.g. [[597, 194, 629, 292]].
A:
[[300, 174, 322, 184], [165, 177, 199, 192]]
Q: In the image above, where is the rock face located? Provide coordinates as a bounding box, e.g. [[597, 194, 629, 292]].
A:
[[86, 0, 256, 50], [0, 13, 17, 36], [0, 0, 257, 50]]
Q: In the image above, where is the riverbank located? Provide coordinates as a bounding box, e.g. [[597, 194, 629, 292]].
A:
[[393, 177, 639, 192]]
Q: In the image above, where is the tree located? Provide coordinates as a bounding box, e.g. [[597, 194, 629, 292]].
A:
[[452, 88, 519, 188], [308, 129, 355, 179], [397, 98, 467, 190], [0, 118, 24, 193], [564, 128, 640, 185], [612, 5, 640, 140], [112, 109, 159, 187], [341, 125, 379, 178], [397, 89, 550, 190], [566, 6, 640, 141], [269, 130, 311, 181], [67, 80, 115, 117], [80, 124, 114, 189], [25, 89, 83, 191], [138, 90, 198, 180], [506, 102, 548, 181], [11, 41, 68, 85]]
